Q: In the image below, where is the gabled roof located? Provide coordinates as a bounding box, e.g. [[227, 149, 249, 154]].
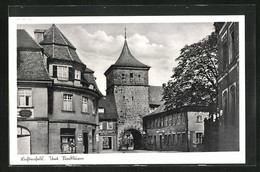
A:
[[98, 95, 118, 120], [149, 85, 164, 106], [17, 29, 42, 50], [17, 30, 51, 81], [114, 40, 150, 68], [39, 24, 83, 64]]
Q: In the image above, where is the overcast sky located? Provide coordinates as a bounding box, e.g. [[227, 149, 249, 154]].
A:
[[18, 23, 214, 95]]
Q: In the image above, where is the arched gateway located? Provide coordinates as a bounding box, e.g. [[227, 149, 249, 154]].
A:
[[121, 128, 142, 150]]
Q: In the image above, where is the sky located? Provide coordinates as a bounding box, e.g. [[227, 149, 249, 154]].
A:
[[18, 23, 214, 95]]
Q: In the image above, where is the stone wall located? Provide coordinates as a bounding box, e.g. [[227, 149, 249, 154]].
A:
[[113, 85, 150, 149]]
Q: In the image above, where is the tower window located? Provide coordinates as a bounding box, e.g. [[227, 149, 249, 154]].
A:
[[130, 73, 133, 78]]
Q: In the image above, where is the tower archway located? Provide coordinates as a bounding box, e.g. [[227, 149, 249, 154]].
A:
[[122, 129, 142, 150]]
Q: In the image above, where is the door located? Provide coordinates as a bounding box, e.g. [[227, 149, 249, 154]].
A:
[[83, 133, 88, 153], [160, 135, 163, 150]]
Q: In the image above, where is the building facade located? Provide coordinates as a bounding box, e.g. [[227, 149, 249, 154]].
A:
[[17, 24, 102, 154], [17, 29, 53, 154], [143, 106, 211, 152], [204, 22, 239, 151]]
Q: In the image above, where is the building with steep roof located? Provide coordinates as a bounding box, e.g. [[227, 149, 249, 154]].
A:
[[17, 29, 52, 154], [17, 24, 102, 154], [99, 31, 164, 151]]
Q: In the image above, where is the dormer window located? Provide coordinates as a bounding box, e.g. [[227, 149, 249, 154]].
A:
[[75, 69, 81, 80], [89, 84, 94, 90], [58, 66, 69, 80]]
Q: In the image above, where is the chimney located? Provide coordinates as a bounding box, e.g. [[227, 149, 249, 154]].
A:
[[34, 29, 46, 43]]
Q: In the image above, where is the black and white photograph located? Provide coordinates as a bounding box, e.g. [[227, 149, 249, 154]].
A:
[[9, 13, 247, 165]]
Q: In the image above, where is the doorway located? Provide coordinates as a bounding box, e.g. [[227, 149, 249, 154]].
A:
[[83, 133, 88, 153]]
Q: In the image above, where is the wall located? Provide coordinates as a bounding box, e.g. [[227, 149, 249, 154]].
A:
[[18, 120, 48, 154], [17, 86, 48, 119], [106, 68, 149, 93], [114, 85, 150, 149], [216, 22, 239, 151], [50, 90, 97, 124]]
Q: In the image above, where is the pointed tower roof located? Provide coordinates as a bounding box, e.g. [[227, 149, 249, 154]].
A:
[[40, 24, 76, 49], [105, 29, 150, 76], [39, 24, 83, 64], [114, 40, 150, 68]]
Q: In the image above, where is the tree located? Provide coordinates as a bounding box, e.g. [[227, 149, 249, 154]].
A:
[[163, 32, 218, 111]]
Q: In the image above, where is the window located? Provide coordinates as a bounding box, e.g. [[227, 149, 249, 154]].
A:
[[130, 73, 133, 78], [60, 128, 76, 153], [82, 96, 88, 113], [196, 132, 203, 144], [98, 107, 105, 113], [121, 74, 125, 80], [89, 84, 94, 90], [197, 115, 203, 123], [222, 33, 228, 70], [58, 66, 68, 80], [222, 90, 228, 126], [90, 99, 96, 114], [18, 88, 32, 107], [182, 132, 186, 144], [177, 114, 181, 125], [181, 114, 186, 124], [172, 115, 176, 125], [177, 133, 181, 145], [230, 85, 236, 125], [172, 134, 176, 145], [151, 120, 154, 128], [75, 69, 81, 80], [107, 122, 113, 130], [99, 122, 103, 130], [63, 94, 73, 111]]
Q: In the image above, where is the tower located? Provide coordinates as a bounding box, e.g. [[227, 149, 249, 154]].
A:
[[104, 29, 150, 150]]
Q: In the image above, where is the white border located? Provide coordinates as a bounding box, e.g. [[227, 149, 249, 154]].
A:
[[9, 15, 245, 165]]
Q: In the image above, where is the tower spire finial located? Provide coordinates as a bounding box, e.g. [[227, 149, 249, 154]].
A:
[[124, 27, 126, 40]]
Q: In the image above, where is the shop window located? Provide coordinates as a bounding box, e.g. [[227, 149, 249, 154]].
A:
[[63, 94, 73, 111], [17, 126, 31, 154], [82, 96, 88, 113], [196, 132, 203, 144], [18, 88, 32, 107], [75, 69, 81, 80], [60, 128, 76, 153]]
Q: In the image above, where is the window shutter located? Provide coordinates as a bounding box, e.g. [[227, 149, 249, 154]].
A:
[[53, 65, 57, 78], [69, 67, 74, 81]]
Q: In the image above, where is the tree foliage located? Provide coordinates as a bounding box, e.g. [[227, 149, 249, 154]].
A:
[[163, 32, 218, 111]]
